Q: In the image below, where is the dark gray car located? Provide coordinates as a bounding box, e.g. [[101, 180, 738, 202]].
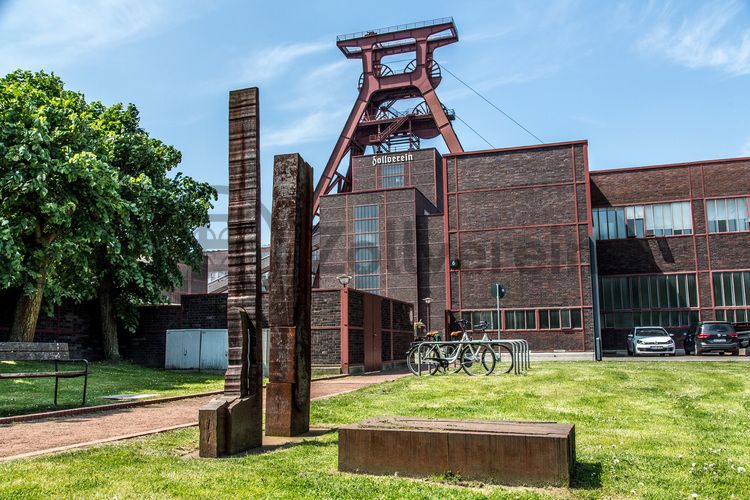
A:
[[692, 322, 739, 356]]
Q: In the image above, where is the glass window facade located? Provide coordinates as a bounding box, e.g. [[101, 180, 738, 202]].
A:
[[460, 311, 499, 330], [593, 202, 692, 240], [505, 310, 536, 330], [599, 273, 699, 328], [706, 198, 750, 233], [353, 205, 380, 292], [459, 308, 584, 331], [381, 163, 405, 188], [713, 271, 750, 307], [539, 309, 582, 329]]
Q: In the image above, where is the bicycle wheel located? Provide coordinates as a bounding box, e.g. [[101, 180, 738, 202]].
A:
[[490, 344, 514, 374], [407, 344, 440, 376], [460, 344, 495, 376], [439, 343, 463, 374]]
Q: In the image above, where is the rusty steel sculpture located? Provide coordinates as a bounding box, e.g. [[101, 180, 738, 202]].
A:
[[199, 87, 264, 457], [265, 153, 313, 436]]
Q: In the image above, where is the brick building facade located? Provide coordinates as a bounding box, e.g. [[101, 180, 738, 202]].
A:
[[318, 141, 595, 352], [317, 141, 750, 354], [590, 157, 750, 352]]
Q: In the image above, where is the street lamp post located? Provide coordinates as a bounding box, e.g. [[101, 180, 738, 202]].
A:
[[336, 274, 352, 288], [422, 297, 432, 331]]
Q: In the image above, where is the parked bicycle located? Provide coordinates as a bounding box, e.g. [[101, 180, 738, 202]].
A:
[[453, 319, 515, 374], [407, 337, 496, 376]]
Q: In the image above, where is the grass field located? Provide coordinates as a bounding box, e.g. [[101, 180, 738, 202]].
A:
[[2, 361, 750, 498], [0, 360, 225, 417]]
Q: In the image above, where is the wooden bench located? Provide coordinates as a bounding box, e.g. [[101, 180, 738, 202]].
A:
[[0, 342, 89, 406]]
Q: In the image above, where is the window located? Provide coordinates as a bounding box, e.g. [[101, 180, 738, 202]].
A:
[[713, 271, 750, 307], [599, 273, 699, 327], [459, 308, 584, 331], [460, 311, 499, 330], [504, 310, 536, 330], [593, 202, 692, 240], [539, 309, 582, 329], [716, 309, 750, 322], [353, 205, 380, 292], [381, 163, 405, 188], [706, 198, 750, 233]]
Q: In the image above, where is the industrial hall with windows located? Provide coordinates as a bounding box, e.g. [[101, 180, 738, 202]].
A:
[[306, 18, 750, 357]]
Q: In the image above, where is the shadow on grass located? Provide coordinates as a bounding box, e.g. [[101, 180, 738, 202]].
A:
[[571, 460, 602, 489], [179, 429, 336, 460]]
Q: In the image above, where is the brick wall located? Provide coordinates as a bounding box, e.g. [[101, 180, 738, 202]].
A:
[[590, 157, 750, 349], [312, 289, 341, 365], [0, 289, 102, 360], [444, 142, 594, 351]]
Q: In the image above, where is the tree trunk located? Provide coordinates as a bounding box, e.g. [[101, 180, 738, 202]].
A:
[[9, 270, 47, 342], [99, 275, 121, 360]]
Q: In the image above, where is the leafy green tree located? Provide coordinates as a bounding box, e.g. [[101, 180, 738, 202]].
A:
[[90, 103, 215, 359], [0, 70, 216, 357], [0, 70, 123, 341]]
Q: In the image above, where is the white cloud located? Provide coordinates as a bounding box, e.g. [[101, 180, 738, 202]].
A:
[[741, 138, 750, 156], [0, 0, 175, 73], [264, 108, 349, 148], [637, 1, 750, 75], [239, 41, 330, 83]]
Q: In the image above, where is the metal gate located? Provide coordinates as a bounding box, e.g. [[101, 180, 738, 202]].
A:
[[165, 328, 271, 374], [165, 329, 228, 371], [363, 294, 383, 372]]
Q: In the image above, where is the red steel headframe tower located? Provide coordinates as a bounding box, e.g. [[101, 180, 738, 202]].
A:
[[312, 18, 463, 217]]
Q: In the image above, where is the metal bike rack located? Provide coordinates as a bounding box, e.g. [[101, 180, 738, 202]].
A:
[[407, 338, 531, 376]]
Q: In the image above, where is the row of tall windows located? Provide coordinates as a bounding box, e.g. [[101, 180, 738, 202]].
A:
[[593, 202, 693, 240], [459, 308, 583, 331], [353, 205, 380, 292], [706, 197, 750, 233], [599, 273, 699, 328], [713, 271, 750, 307], [594, 196, 750, 240]]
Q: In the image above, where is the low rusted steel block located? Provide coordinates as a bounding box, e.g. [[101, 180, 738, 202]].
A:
[[338, 417, 575, 487], [198, 397, 230, 458]]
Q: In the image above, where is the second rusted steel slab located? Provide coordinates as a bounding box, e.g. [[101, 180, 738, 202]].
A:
[[266, 153, 313, 437]]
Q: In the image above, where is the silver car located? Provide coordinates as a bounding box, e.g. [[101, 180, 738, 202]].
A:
[[626, 326, 676, 356]]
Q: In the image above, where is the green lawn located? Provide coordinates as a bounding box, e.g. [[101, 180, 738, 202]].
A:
[[2, 362, 750, 498], [0, 360, 224, 417]]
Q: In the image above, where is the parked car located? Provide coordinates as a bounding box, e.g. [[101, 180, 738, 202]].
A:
[[682, 327, 695, 355], [684, 322, 739, 356], [626, 327, 676, 356], [733, 322, 750, 349]]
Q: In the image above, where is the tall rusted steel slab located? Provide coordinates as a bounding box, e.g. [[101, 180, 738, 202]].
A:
[[339, 417, 575, 487], [199, 87, 263, 457], [266, 153, 313, 437]]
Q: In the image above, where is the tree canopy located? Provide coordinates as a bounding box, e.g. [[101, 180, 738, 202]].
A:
[[0, 70, 215, 354]]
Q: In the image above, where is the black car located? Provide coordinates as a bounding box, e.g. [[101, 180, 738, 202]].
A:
[[684, 322, 739, 356]]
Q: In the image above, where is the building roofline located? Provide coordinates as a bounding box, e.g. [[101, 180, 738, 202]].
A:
[[592, 155, 750, 175], [443, 140, 588, 158], [352, 147, 441, 159]]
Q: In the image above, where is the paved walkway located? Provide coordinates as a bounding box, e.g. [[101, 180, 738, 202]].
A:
[[0, 372, 407, 461]]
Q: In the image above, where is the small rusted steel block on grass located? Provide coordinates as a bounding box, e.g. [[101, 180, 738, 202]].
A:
[[338, 417, 575, 487]]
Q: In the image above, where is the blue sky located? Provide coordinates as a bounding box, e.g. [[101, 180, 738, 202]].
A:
[[1, 0, 749, 244]]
